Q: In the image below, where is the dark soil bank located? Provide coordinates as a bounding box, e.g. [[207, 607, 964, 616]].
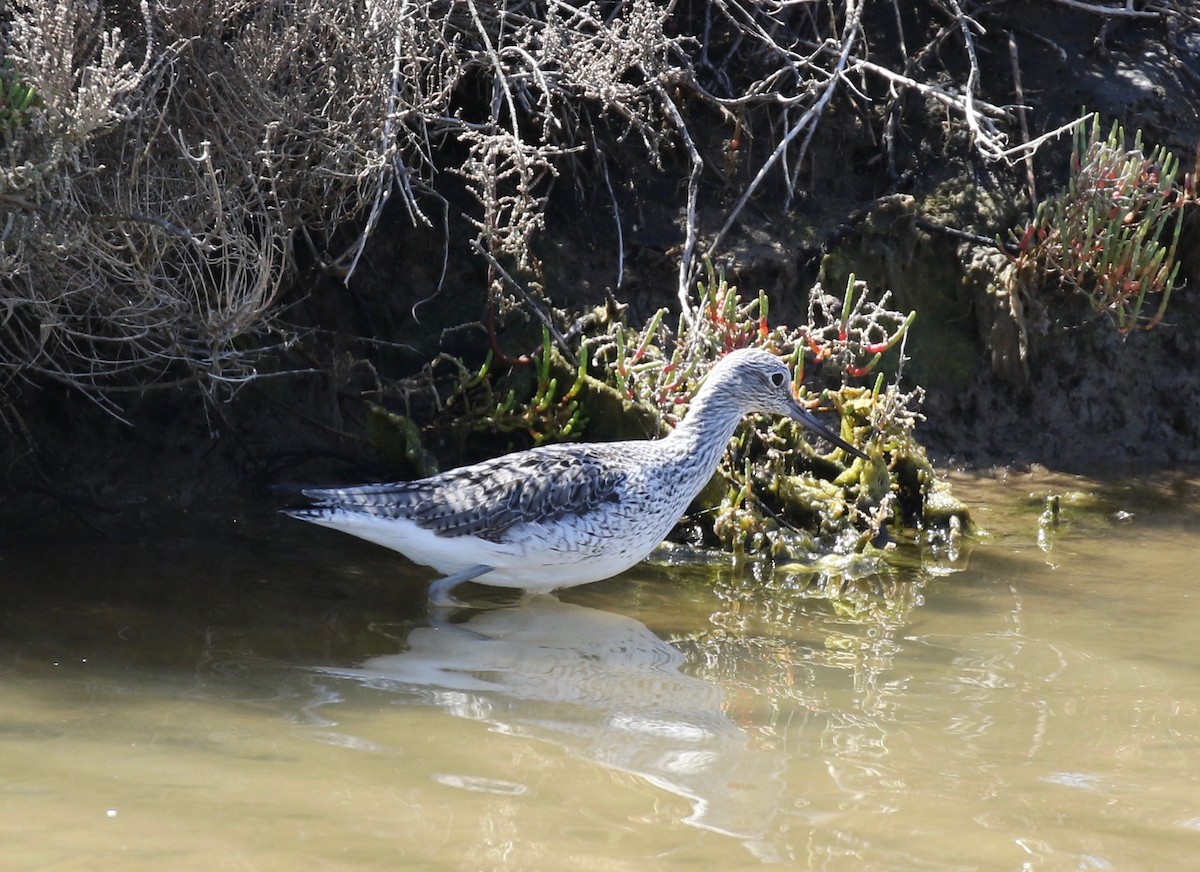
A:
[[4, 5, 1200, 530]]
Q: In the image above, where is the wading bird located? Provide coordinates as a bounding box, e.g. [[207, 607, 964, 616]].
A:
[[288, 347, 867, 604]]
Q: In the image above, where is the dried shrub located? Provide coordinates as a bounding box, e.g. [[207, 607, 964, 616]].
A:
[[0, 0, 683, 415]]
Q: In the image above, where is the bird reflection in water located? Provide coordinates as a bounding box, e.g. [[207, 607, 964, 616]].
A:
[[310, 596, 785, 856]]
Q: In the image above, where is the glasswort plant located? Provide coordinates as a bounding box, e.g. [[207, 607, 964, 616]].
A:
[[1009, 117, 1193, 333]]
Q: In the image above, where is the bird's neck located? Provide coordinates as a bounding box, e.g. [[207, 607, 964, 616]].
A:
[[661, 382, 746, 483]]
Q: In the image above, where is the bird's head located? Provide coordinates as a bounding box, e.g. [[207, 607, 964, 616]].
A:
[[704, 347, 868, 460]]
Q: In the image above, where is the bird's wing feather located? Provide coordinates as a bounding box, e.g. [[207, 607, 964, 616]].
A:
[[302, 445, 629, 541]]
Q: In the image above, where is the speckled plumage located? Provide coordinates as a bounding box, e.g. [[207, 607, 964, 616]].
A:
[[288, 347, 866, 602]]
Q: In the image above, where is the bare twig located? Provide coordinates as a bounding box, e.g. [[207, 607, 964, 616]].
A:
[[651, 80, 703, 325], [1045, 0, 1158, 17], [944, 0, 996, 158], [1008, 32, 1038, 208], [601, 158, 625, 290]]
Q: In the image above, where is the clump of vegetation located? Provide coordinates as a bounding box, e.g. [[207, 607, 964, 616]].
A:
[[584, 263, 967, 570], [1008, 117, 1195, 333], [445, 332, 588, 449], [360, 330, 590, 477]]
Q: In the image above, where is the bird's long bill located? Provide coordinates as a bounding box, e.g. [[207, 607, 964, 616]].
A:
[[788, 401, 868, 460]]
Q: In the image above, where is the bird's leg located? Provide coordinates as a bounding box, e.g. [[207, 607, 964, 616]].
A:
[[427, 564, 494, 607], [426, 607, 493, 639]]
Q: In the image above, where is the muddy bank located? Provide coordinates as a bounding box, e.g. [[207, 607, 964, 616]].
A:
[[4, 4, 1200, 531]]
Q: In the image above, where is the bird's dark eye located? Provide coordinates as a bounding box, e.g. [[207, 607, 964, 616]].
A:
[[769, 372, 785, 387]]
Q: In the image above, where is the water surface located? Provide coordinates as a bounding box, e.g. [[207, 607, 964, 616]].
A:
[[2, 469, 1198, 869]]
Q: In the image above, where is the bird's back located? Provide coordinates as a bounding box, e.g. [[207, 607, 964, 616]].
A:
[[295, 441, 658, 543]]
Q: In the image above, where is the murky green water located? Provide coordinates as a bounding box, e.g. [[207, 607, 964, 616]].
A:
[[2, 469, 1199, 870]]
